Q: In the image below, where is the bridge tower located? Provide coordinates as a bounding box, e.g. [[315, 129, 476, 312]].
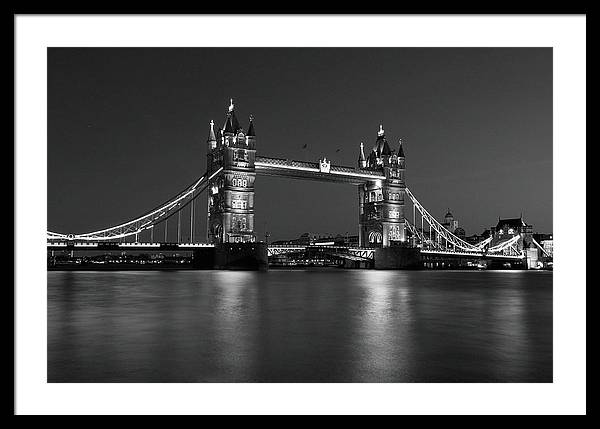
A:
[[357, 125, 406, 247], [206, 99, 257, 244]]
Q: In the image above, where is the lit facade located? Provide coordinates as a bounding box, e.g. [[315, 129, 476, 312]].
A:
[[206, 100, 257, 244], [540, 238, 553, 257], [357, 125, 406, 247], [490, 216, 533, 252]]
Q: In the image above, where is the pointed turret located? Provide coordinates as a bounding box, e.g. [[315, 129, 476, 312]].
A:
[[381, 138, 392, 157], [397, 138, 405, 158], [246, 115, 256, 149], [208, 119, 217, 141], [207, 119, 217, 150], [247, 115, 256, 137], [367, 148, 378, 167], [223, 98, 241, 135], [223, 113, 235, 135], [374, 124, 392, 157], [358, 142, 366, 168], [229, 98, 241, 133]]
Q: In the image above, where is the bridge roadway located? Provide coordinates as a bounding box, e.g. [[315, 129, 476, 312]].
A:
[[47, 242, 524, 263], [46, 242, 375, 261], [47, 242, 215, 251]]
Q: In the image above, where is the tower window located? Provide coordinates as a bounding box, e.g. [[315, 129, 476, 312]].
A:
[[231, 177, 248, 188], [232, 200, 247, 209], [234, 149, 248, 162]]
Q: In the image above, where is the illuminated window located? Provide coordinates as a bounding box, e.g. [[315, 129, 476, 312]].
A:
[[234, 149, 248, 162], [236, 217, 247, 230], [368, 231, 382, 244], [232, 178, 248, 187], [508, 228, 514, 234], [389, 225, 401, 240], [232, 200, 247, 209]]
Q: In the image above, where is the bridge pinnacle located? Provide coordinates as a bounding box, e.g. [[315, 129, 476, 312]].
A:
[[378, 124, 385, 137], [207, 119, 217, 142], [247, 115, 256, 137], [358, 142, 367, 168], [359, 142, 365, 157], [397, 138, 405, 157], [229, 98, 234, 112]]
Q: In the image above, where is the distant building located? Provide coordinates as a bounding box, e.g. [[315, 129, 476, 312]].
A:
[[533, 233, 552, 242], [465, 229, 491, 245], [491, 216, 533, 239], [490, 216, 534, 256], [533, 233, 553, 257], [441, 208, 459, 233], [541, 238, 553, 257], [272, 232, 358, 247]]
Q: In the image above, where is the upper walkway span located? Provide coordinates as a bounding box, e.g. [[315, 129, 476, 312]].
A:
[[255, 156, 386, 185]]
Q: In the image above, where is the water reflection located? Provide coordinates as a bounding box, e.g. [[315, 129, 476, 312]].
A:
[[209, 272, 258, 382], [47, 270, 552, 382], [352, 271, 414, 382]]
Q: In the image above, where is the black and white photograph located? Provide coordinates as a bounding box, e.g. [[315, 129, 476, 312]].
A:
[[15, 14, 586, 415]]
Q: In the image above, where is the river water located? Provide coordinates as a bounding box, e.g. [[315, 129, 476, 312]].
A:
[[47, 269, 552, 382]]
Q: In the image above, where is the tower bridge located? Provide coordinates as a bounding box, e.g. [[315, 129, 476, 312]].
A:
[[47, 100, 549, 270]]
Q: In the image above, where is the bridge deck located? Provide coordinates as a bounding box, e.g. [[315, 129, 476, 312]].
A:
[[48, 242, 525, 263], [47, 242, 215, 251]]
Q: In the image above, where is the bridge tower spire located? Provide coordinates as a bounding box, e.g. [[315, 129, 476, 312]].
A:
[[397, 138, 405, 158], [358, 142, 367, 168], [207, 119, 217, 151], [206, 100, 257, 244]]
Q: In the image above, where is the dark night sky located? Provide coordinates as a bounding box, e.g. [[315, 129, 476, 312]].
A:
[[47, 48, 552, 241]]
